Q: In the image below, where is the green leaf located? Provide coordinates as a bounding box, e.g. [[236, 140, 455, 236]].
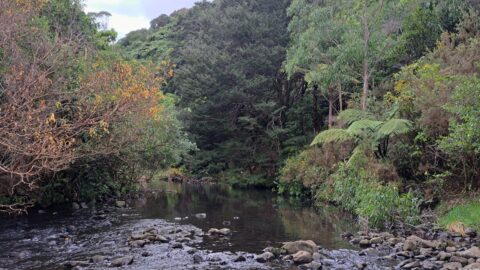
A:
[[347, 119, 383, 136], [310, 129, 354, 146], [377, 119, 412, 138], [338, 109, 375, 126]]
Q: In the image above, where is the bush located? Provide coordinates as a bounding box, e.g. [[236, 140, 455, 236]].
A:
[[316, 162, 420, 229], [278, 144, 352, 196], [276, 181, 308, 198]]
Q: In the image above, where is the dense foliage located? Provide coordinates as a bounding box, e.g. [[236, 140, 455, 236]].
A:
[[3, 0, 480, 229], [116, 0, 480, 227], [119, 0, 325, 185], [278, 0, 480, 227], [0, 0, 193, 213]]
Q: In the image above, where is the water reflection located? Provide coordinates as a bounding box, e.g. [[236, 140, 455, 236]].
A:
[[137, 182, 358, 253]]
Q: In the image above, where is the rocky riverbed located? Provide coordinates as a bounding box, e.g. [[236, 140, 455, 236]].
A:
[[342, 226, 480, 269], [2, 182, 478, 270], [0, 200, 400, 270]]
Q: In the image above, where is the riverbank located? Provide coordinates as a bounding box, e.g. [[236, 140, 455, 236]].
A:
[[340, 223, 480, 269]]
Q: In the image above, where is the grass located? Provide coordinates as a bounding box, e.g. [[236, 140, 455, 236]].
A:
[[438, 200, 480, 230]]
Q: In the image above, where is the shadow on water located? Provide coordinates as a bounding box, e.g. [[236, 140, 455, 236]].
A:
[[137, 181, 358, 253]]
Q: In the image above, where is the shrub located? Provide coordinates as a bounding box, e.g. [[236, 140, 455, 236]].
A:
[[278, 144, 352, 196], [317, 161, 420, 229]]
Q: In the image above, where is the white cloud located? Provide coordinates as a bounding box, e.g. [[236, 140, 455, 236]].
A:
[[84, 0, 150, 39], [83, 0, 199, 39], [109, 14, 150, 38]]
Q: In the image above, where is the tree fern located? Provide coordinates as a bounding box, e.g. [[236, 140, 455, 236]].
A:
[[347, 119, 383, 137], [338, 109, 375, 126], [311, 129, 354, 146], [377, 119, 412, 138]]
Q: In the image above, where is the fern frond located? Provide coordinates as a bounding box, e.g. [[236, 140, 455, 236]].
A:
[[347, 119, 383, 136], [310, 129, 354, 146], [338, 109, 375, 126], [377, 119, 412, 138]]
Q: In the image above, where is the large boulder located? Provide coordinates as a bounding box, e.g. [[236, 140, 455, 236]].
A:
[[464, 263, 480, 269], [403, 239, 417, 251], [460, 246, 480, 259], [449, 256, 468, 265], [405, 235, 441, 250], [292, 251, 313, 264], [282, 240, 317, 254]]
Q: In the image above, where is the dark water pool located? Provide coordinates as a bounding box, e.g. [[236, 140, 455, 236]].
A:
[[137, 182, 358, 253]]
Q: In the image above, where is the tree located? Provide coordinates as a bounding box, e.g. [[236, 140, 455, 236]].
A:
[[170, 0, 291, 181], [311, 109, 412, 159], [440, 77, 480, 189], [0, 0, 183, 213], [286, 0, 348, 128]]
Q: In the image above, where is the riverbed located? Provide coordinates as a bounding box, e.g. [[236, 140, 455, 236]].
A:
[[0, 182, 397, 269]]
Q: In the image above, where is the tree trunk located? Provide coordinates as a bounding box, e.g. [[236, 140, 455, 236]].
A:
[[312, 85, 322, 133], [361, 0, 370, 111], [338, 80, 343, 112], [328, 97, 333, 128]]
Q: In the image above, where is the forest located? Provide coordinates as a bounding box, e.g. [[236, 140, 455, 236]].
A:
[[2, 0, 480, 235], [118, 0, 480, 229]]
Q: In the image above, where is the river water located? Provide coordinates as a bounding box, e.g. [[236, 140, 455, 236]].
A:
[[0, 182, 395, 269], [139, 182, 357, 253]]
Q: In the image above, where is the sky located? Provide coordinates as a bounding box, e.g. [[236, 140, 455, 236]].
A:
[[84, 0, 199, 39]]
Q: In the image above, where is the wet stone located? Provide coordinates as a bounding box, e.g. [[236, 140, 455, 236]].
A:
[[402, 260, 420, 269], [255, 252, 275, 263], [72, 202, 80, 210], [460, 246, 480, 258], [115, 201, 126, 208], [141, 252, 152, 257], [193, 254, 203, 264], [442, 262, 462, 270], [449, 256, 468, 265], [64, 260, 90, 268], [171, 243, 183, 249], [90, 255, 107, 263], [359, 239, 371, 248], [111, 255, 134, 267], [421, 261, 437, 270], [446, 246, 457, 252], [292, 250, 313, 264], [233, 255, 246, 262], [299, 261, 322, 270], [464, 263, 480, 269]]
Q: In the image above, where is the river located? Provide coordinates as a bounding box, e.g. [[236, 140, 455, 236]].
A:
[[0, 182, 395, 269]]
